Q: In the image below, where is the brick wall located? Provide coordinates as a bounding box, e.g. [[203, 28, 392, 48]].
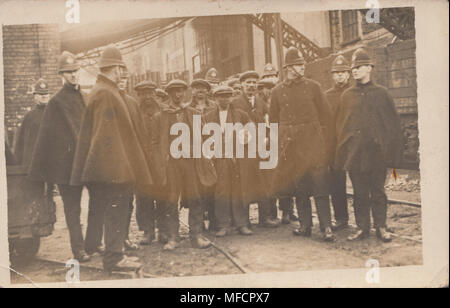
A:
[[3, 24, 61, 143], [305, 39, 419, 169]]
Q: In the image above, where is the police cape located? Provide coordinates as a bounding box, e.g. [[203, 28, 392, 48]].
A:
[[334, 81, 404, 172], [70, 74, 153, 190]]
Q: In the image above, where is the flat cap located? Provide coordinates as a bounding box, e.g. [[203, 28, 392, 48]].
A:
[[190, 79, 211, 90], [213, 85, 234, 96], [227, 78, 240, 87], [156, 88, 168, 98], [239, 70, 259, 82], [165, 79, 188, 91], [257, 78, 276, 89], [134, 80, 157, 91]]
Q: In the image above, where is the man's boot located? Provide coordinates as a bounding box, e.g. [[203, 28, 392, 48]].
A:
[[347, 229, 369, 241], [191, 235, 211, 249], [376, 227, 392, 243], [140, 231, 155, 246]]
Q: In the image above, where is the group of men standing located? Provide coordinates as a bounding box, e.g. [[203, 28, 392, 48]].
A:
[[13, 43, 404, 273]]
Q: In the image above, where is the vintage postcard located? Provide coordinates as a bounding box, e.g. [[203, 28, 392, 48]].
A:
[[0, 0, 448, 289]]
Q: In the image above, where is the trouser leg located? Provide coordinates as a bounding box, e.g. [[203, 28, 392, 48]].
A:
[[136, 192, 156, 234], [57, 184, 84, 256], [349, 171, 371, 232], [314, 195, 332, 230], [279, 197, 292, 213], [330, 168, 349, 223], [179, 159, 203, 238], [85, 185, 105, 254], [296, 192, 312, 229], [214, 160, 233, 229], [102, 183, 133, 271], [202, 184, 216, 230], [370, 168, 388, 229], [311, 168, 332, 230]]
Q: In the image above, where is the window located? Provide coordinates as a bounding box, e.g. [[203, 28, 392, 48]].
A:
[[342, 10, 360, 43]]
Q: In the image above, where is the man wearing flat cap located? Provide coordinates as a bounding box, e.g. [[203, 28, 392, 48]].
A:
[[132, 80, 167, 246], [335, 48, 403, 242], [232, 71, 279, 230], [270, 47, 335, 241], [227, 78, 242, 97], [325, 54, 352, 232], [150, 79, 216, 251], [203, 86, 255, 237], [155, 88, 169, 105], [71, 45, 152, 272], [29, 52, 93, 262], [188, 78, 218, 231]]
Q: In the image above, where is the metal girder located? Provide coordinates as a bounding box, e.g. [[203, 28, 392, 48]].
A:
[[360, 7, 415, 40], [248, 13, 327, 62]]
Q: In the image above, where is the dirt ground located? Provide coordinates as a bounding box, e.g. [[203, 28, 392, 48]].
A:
[[9, 170, 423, 286]]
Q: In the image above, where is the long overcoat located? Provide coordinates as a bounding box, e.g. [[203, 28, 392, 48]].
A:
[[203, 104, 263, 205], [269, 77, 333, 196]]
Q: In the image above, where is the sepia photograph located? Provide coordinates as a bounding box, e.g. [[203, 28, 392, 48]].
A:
[[0, 0, 447, 289]]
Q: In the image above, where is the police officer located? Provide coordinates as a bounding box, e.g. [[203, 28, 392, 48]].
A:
[[71, 45, 152, 271], [29, 52, 92, 262], [270, 47, 335, 241], [150, 79, 215, 251], [14, 79, 50, 169], [335, 48, 403, 242], [205, 67, 221, 90], [261, 63, 279, 84], [232, 71, 279, 229], [325, 55, 352, 231]]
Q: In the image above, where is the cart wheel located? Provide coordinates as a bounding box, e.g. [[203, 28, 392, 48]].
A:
[[11, 237, 41, 261]]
